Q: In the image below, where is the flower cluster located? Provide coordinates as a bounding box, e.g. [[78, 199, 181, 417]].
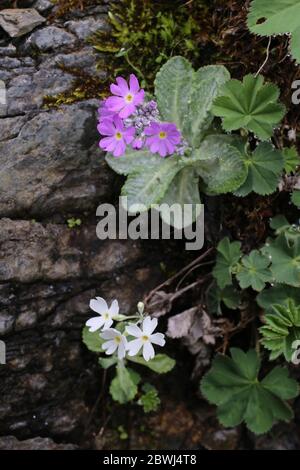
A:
[[86, 297, 165, 361], [97, 74, 182, 158]]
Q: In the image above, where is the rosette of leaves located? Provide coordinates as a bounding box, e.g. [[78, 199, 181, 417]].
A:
[[200, 348, 299, 434], [106, 58, 286, 227], [260, 299, 300, 361], [212, 74, 286, 140], [82, 327, 175, 405], [106, 57, 250, 229], [247, 0, 300, 64]]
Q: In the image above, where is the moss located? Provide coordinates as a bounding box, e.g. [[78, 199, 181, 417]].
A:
[[43, 66, 107, 109], [89, 0, 210, 89], [50, 0, 102, 19]]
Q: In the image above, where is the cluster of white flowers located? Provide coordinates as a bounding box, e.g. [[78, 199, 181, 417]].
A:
[[85, 297, 165, 361]]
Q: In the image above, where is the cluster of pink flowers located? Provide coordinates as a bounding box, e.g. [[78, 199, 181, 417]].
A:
[[97, 74, 182, 158]]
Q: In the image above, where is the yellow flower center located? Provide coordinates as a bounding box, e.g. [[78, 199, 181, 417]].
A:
[[125, 93, 133, 103], [103, 312, 110, 319], [142, 335, 149, 342], [115, 131, 123, 140], [159, 131, 167, 139], [114, 336, 121, 344]]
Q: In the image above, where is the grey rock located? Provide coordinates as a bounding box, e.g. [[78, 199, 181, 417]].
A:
[[27, 26, 77, 52], [0, 45, 17, 57], [43, 47, 106, 79], [6, 67, 74, 115], [0, 312, 15, 335], [0, 101, 114, 215], [0, 218, 142, 283], [0, 435, 77, 450], [65, 16, 109, 41], [0, 9, 46, 38], [33, 0, 54, 13]]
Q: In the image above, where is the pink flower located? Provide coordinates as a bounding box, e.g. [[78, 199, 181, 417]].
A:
[[145, 122, 181, 157], [98, 115, 135, 157], [98, 99, 115, 123], [105, 74, 145, 119], [132, 137, 144, 149]]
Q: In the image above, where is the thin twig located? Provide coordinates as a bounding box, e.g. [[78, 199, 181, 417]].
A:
[[255, 37, 272, 77], [144, 247, 214, 305]]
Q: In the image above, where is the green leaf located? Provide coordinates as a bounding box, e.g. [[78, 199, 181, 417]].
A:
[[236, 250, 273, 291], [184, 65, 230, 146], [106, 148, 155, 175], [247, 0, 300, 64], [283, 146, 300, 173], [158, 167, 201, 229], [200, 348, 298, 434], [234, 142, 284, 196], [207, 282, 241, 316], [98, 356, 117, 369], [291, 190, 300, 208], [82, 326, 104, 353], [270, 214, 290, 231], [121, 155, 184, 213], [138, 384, 161, 413], [127, 353, 175, 374], [212, 237, 242, 289], [109, 364, 140, 404], [262, 233, 300, 287], [193, 135, 247, 194], [212, 74, 285, 140], [257, 284, 300, 312], [154, 56, 194, 130], [260, 299, 300, 361]]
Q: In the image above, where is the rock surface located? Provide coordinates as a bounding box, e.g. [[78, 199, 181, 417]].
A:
[[0, 435, 77, 450], [0, 0, 166, 446], [0, 9, 46, 38]]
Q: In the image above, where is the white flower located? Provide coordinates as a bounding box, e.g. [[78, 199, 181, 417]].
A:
[[86, 297, 119, 332], [126, 316, 165, 361], [101, 328, 127, 359]]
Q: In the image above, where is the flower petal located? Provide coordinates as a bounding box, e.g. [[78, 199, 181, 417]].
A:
[[149, 332, 165, 346], [133, 89, 145, 106], [127, 338, 143, 356], [129, 74, 140, 93], [103, 318, 114, 330], [98, 120, 115, 136], [109, 299, 119, 317], [110, 83, 123, 96], [116, 76, 129, 94], [106, 96, 125, 112], [86, 316, 105, 332], [99, 136, 116, 152], [90, 297, 108, 314], [113, 139, 126, 157], [119, 103, 136, 118], [143, 316, 158, 335], [101, 328, 118, 340], [143, 342, 155, 361], [117, 341, 126, 359], [126, 324, 142, 338], [103, 340, 118, 355]]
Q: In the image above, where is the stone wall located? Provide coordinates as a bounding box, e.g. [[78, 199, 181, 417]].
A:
[[0, 0, 165, 446]]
